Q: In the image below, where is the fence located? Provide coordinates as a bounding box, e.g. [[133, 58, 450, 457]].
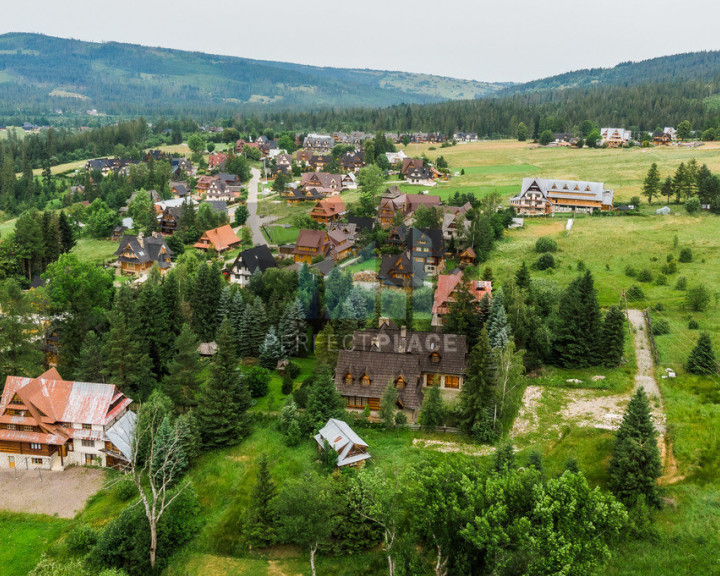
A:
[[643, 309, 660, 364]]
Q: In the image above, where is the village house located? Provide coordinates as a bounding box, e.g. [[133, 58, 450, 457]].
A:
[[310, 197, 347, 225], [111, 225, 128, 242], [227, 244, 277, 286], [334, 320, 468, 421], [509, 178, 614, 215], [171, 182, 190, 198], [338, 150, 365, 172], [205, 180, 234, 202], [194, 224, 241, 253], [308, 154, 333, 171], [453, 132, 479, 142], [314, 419, 371, 468], [442, 202, 472, 241], [653, 132, 673, 146], [295, 149, 314, 165], [600, 128, 632, 148], [159, 206, 182, 236], [458, 246, 476, 265], [285, 187, 326, 203], [431, 269, 492, 327], [293, 229, 330, 264], [171, 157, 192, 176], [0, 368, 136, 471], [303, 133, 335, 152], [378, 251, 426, 288], [401, 158, 425, 177], [327, 227, 356, 261], [114, 232, 173, 275], [274, 153, 293, 175], [664, 127, 677, 140], [385, 150, 407, 165], [195, 174, 218, 194], [300, 172, 344, 195], [208, 152, 228, 169], [407, 227, 446, 276]]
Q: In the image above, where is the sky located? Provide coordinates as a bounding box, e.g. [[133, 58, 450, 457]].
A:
[[2, 0, 720, 83]]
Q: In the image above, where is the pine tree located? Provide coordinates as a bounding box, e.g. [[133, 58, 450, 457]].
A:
[[163, 324, 202, 412], [306, 369, 344, 429], [602, 307, 626, 367], [379, 382, 398, 429], [229, 290, 245, 345], [137, 279, 173, 377], [608, 388, 662, 508], [151, 415, 188, 486], [58, 211, 75, 253], [176, 410, 202, 463], [515, 261, 531, 290], [217, 285, 233, 324], [459, 328, 497, 438], [660, 176, 674, 205], [642, 163, 661, 204], [249, 298, 268, 356], [190, 261, 222, 342], [442, 279, 480, 348], [279, 298, 306, 357], [244, 455, 278, 547], [197, 319, 248, 447], [487, 292, 511, 350], [75, 330, 105, 382], [259, 326, 285, 369], [553, 271, 602, 367], [686, 333, 717, 374], [418, 384, 444, 431], [160, 271, 181, 336]]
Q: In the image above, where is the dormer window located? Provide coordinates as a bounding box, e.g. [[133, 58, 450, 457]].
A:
[[361, 374, 371, 386], [430, 352, 441, 364], [344, 373, 353, 386], [395, 376, 405, 389]]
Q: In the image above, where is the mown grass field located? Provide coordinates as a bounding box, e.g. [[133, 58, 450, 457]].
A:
[[0, 512, 70, 576]]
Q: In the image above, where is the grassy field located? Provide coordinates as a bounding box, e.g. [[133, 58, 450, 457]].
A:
[[70, 238, 119, 264], [0, 512, 69, 576], [261, 225, 299, 246]]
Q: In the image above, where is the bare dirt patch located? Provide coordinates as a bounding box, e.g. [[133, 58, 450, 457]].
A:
[[560, 391, 628, 430], [0, 466, 105, 518], [412, 438, 495, 457], [510, 385, 543, 437]]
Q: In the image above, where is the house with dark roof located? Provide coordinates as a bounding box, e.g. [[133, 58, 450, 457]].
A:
[[114, 233, 173, 275], [171, 183, 189, 198], [432, 269, 492, 327], [346, 216, 374, 234], [509, 178, 614, 216], [293, 230, 330, 264], [0, 368, 136, 470], [334, 322, 469, 420], [378, 251, 426, 288], [194, 225, 241, 253], [284, 187, 325, 203], [227, 245, 277, 286], [303, 133, 335, 151], [206, 180, 233, 202], [159, 206, 182, 236], [407, 228, 446, 276], [339, 150, 366, 173]]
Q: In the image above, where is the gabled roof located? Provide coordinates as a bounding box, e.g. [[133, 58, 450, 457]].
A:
[[230, 244, 277, 276], [347, 216, 374, 233], [114, 234, 173, 266], [295, 229, 329, 250], [312, 197, 346, 218], [314, 418, 371, 467], [378, 252, 426, 288], [194, 225, 241, 252], [432, 270, 492, 314]]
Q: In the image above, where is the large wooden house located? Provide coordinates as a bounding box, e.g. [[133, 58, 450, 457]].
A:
[[300, 172, 344, 195], [509, 178, 614, 215], [600, 128, 632, 148], [114, 233, 173, 275], [159, 206, 182, 235], [334, 322, 468, 421], [227, 245, 277, 287], [378, 251, 426, 288], [0, 368, 136, 471], [310, 197, 347, 224], [407, 228, 446, 276], [431, 269, 492, 326], [193, 224, 241, 253], [292, 229, 330, 264]]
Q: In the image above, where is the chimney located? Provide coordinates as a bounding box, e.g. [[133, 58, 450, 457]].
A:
[[400, 326, 407, 339], [137, 232, 144, 248]]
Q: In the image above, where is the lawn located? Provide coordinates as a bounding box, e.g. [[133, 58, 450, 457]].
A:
[[261, 225, 299, 246], [248, 356, 316, 412], [0, 217, 16, 238], [71, 238, 119, 264], [0, 512, 69, 576]]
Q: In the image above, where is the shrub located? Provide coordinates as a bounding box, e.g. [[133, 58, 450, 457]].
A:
[[535, 237, 558, 253], [675, 276, 688, 291], [686, 284, 711, 312], [689, 319, 699, 330], [576, 260, 586, 272], [285, 361, 301, 379], [660, 262, 677, 275], [67, 524, 98, 554], [666, 253, 674, 263], [637, 269, 653, 283], [626, 286, 645, 301], [679, 248, 693, 263], [115, 478, 136, 501], [625, 265, 637, 277], [651, 318, 670, 336], [686, 197, 701, 214], [535, 253, 556, 270], [630, 196, 641, 207], [654, 274, 667, 286], [394, 412, 408, 427], [245, 366, 271, 398], [281, 371, 293, 395], [653, 303, 664, 312]]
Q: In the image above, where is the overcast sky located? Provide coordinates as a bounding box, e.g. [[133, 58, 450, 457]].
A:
[[2, 0, 720, 83]]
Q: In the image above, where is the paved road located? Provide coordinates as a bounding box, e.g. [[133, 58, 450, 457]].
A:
[[244, 168, 278, 246]]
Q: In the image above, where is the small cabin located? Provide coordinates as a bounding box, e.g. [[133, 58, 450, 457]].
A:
[[314, 418, 371, 468]]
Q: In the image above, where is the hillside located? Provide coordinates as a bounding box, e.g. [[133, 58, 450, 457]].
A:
[[0, 33, 509, 116]]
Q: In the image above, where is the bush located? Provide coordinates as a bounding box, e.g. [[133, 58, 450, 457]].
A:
[[285, 361, 301, 379], [651, 318, 670, 336], [653, 302, 664, 312], [679, 248, 693, 263], [689, 319, 699, 330], [637, 269, 653, 283], [281, 372, 293, 395], [394, 412, 408, 427], [660, 262, 677, 275], [675, 276, 688, 291], [630, 196, 641, 207], [535, 237, 558, 253], [535, 253, 556, 270], [67, 524, 98, 554], [245, 366, 271, 398], [686, 284, 711, 312], [624, 265, 637, 277], [686, 197, 701, 214], [654, 274, 667, 286], [115, 478, 136, 502], [626, 286, 645, 301], [666, 253, 674, 263]]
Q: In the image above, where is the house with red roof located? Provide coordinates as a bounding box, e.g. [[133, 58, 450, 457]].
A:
[[292, 229, 330, 264], [194, 224, 241, 253], [0, 368, 136, 470], [208, 152, 228, 169], [310, 197, 346, 224], [431, 270, 492, 327]]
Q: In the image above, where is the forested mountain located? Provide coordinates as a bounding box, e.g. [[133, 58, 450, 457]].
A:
[[0, 33, 509, 116]]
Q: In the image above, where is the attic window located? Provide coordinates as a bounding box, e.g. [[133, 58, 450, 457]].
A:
[[551, 184, 557, 190], [344, 373, 353, 386], [563, 184, 569, 190], [361, 374, 371, 387], [395, 376, 406, 389], [430, 352, 441, 363], [574, 185, 580, 191]]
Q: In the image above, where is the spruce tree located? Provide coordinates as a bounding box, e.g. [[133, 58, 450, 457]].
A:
[[75, 330, 105, 382], [160, 270, 181, 336], [162, 323, 202, 412], [102, 310, 155, 400], [217, 285, 233, 324], [515, 261, 531, 290], [176, 410, 202, 463], [137, 279, 173, 377], [151, 415, 187, 486], [57, 211, 75, 253], [197, 319, 248, 447], [553, 271, 602, 367], [442, 279, 480, 348], [244, 455, 278, 547], [602, 307, 626, 367], [418, 384, 443, 431], [190, 261, 222, 342], [306, 369, 344, 429], [249, 298, 269, 356], [686, 333, 717, 374], [379, 382, 398, 429], [314, 323, 338, 367], [487, 292, 511, 350], [259, 326, 285, 369], [229, 290, 245, 347], [642, 163, 661, 204], [459, 328, 497, 438], [238, 304, 254, 358], [279, 298, 306, 357], [608, 388, 662, 508]]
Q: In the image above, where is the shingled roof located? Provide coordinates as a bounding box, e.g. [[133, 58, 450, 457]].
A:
[[114, 234, 173, 268]]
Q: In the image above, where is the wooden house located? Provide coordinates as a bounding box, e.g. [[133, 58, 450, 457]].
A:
[[378, 251, 426, 288], [600, 128, 632, 148], [458, 246, 476, 265], [208, 152, 228, 169], [431, 270, 492, 326], [171, 183, 190, 198], [292, 230, 330, 264], [314, 419, 371, 468], [227, 245, 277, 287], [196, 175, 218, 194], [309, 154, 333, 171], [653, 132, 673, 146], [111, 226, 128, 242], [194, 224, 241, 253], [310, 197, 346, 224], [285, 187, 326, 203], [114, 233, 173, 275], [334, 322, 468, 421], [0, 368, 135, 471], [300, 172, 344, 194], [160, 206, 182, 236], [509, 178, 614, 215], [206, 180, 234, 202], [339, 151, 365, 173], [407, 227, 446, 276]]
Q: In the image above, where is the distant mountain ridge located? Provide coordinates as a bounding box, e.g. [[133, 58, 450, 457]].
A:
[[0, 33, 510, 115]]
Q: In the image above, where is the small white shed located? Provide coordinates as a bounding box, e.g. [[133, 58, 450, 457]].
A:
[[314, 418, 371, 468]]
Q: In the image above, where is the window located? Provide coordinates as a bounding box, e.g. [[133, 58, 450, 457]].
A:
[[82, 424, 92, 430], [85, 454, 94, 465], [6, 424, 16, 430], [430, 352, 441, 364], [81, 439, 95, 448], [30, 443, 42, 450], [344, 373, 353, 386], [23, 426, 34, 432], [395, 376, 405, 389], [427, 373, 441, 387], [445, 376, 460, 389], [31, 458, 43, 465], [360, 374, 371, 387]]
